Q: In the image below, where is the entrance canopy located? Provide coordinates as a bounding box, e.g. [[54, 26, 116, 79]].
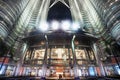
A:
[[22, 30, 97, 47]]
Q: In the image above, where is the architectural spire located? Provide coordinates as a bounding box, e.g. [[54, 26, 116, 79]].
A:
[[49, 0, 70, 8]]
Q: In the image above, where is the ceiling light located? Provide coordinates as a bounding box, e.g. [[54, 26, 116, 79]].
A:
[[72, 22, 80, 30]]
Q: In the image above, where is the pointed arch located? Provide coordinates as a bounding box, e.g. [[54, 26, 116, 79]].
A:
[[47, 2, 72, 21]]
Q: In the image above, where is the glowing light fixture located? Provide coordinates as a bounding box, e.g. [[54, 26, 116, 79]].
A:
[[51, 20, 59, 30], [39, 22, 49, 31], [72, 22, 80, 30], [61, 20, 71, 30], [38, 20, 81, 32]]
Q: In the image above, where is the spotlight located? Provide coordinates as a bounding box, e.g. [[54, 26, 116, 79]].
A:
[[51, 20, 59, 30], [61, 20, 71, 30], [72, 22, 80, 30], [39, 22, 49, 31]]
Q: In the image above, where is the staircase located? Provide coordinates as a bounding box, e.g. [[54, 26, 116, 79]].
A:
[[46, 77, 74, 80]]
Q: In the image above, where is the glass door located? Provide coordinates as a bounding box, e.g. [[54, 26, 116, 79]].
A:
[[49, 47, 72, 78]]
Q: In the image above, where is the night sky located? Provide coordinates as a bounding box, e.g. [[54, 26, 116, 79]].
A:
[[47, 2, 72, 21]]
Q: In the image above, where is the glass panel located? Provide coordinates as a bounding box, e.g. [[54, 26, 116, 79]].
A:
[[89, 50, 95, 60], [6, 65, 15, 76], [0, 64, 6, 75], [75, 49, 86, 59], [77, 61, 87, 65], [25, 67, 31, 76], [24, 49, 45, 65], [51, 48, 68, 59], [50, 48, 69, 65], [25, 50, 31, 60], [34, 49, 45, 59], [105, 66, 115, 76], [114, 65, 120, 75], [24, 67, 39, 76], [89, 66, 95, 76], [78, 69, 82, 76], [80, 67, 89, 76]]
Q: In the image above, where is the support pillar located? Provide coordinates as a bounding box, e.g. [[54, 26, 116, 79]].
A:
[[48, 48, 52, 67], [15, 43, 28, 76], [71, 35, 80, 80], [93, 43, 106, 76], [41, 35, 48, 80], [68, 48, 72, 67], [109, 45, 120, 69]]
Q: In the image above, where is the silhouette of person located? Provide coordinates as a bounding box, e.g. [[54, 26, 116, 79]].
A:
[[59, 74, 62, 80]]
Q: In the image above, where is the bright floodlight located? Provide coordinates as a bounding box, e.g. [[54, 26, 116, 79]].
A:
[[39, 22, 49, 31], [72, 22, 80, 30], [51, 20, 59, 30], [61, 20, 71, 30]]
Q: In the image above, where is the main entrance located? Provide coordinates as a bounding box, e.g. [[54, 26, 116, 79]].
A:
[[48, 48, 73, 79], [22, 30, 97, 79]]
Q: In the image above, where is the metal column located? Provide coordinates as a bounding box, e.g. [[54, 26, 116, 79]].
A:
[[41, 35, 48, 80], [71, 35, 80, 80]]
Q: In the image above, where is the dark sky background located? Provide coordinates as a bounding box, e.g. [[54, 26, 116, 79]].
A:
[[47, 2, 72, 21]]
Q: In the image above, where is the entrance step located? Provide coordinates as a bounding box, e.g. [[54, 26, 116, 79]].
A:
[[46, 77, 74, 80]]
